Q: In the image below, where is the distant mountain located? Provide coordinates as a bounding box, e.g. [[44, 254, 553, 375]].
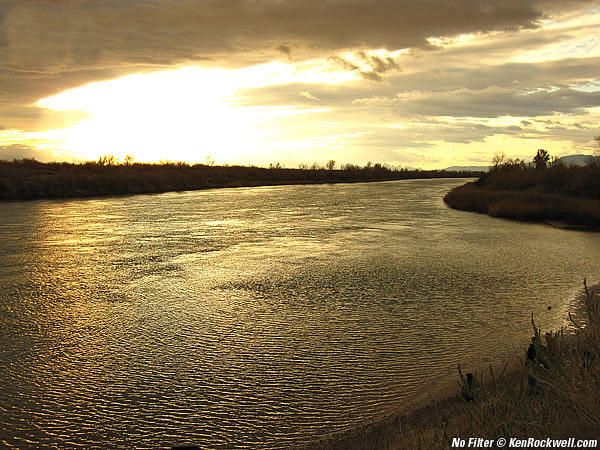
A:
[[558, 154, 599, 167], [444, 165, 489, 172], [444, 155, 599, 172]]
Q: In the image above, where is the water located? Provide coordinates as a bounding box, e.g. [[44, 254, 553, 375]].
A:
[[1, 179, 599, 449]]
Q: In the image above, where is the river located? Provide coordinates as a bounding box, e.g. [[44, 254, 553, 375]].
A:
[[1, 179, 599, 449]]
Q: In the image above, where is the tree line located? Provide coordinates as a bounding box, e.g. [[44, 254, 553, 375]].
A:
[[0, 157, 482, 201]]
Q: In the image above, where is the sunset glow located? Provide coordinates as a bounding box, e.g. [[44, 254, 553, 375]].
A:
[[32, 63, 351, 164], [1, 1, 599, 168]]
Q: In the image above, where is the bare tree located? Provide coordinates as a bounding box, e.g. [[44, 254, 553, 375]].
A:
[[491, 152, 505, 170], [326, 159, 336, 171]]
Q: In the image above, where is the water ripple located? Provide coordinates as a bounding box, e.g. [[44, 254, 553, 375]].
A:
[[1, 180, 599, 449]]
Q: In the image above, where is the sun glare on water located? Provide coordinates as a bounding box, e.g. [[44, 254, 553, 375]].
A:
[[36, 62, 353, 164]]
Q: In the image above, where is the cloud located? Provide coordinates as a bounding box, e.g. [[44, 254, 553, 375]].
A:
[[327, 56, 359, 72], [357, 51, 401, 74], [385, 86, 600, 118], [327, 55, 383, 82], [7, 0, 579, 132], [0, 144, 64, 162], [277, 44, 292, 60], [299, 91, 320, 101], [328, 52, 401, 82], [1, 0, 599, 166], [359, 71, 384, 82], [1, 1, 562, 73], [1, 1, 592, 80], [0, 104, 44, 130], [394, 56, 600, 93]]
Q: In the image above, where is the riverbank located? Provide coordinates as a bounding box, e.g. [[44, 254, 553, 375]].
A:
[[444, 182, 600, 229], [0, 159, 481, 201], [443, 162, 600, 229], [302, 282, 600, 449], [299, 363, 523, 450]]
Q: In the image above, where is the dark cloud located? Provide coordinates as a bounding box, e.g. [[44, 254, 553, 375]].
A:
[[277, 44, 292, 60], [1, 1, 592, 88], [347, 116, 590, 154], [398, 57, 600, 93], [392, 87, 600, 118], [328, 56, 360, 72], [2, 0, 558, 74], [0, 104, 44, 130], [0, 65, 131, 131], [328, 52, 401, 82], [351, 86, 600, 119], [360, 71, 384, 82], [357, 52, 401, 74], [234, 54, 600, 112]]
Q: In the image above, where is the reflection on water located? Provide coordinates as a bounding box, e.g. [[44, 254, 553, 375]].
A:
[[1, 179, 599, 449]]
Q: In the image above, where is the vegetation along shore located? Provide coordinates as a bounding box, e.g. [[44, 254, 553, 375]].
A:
[[444, 149, 600, 229], [0, 157, 481, 201]]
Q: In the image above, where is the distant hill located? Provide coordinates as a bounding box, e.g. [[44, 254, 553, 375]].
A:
[[558, 154, 599, 167], [444, 165, 489, 172], [444, 155, 599, 172]]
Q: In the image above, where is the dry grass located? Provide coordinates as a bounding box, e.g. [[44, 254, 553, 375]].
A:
[[444, 182, 600, 228], [444, 162, 600, 228], [433, 281, 600, 444]]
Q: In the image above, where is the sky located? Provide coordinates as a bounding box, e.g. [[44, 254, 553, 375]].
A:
[[1, 0, 599, 169]]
